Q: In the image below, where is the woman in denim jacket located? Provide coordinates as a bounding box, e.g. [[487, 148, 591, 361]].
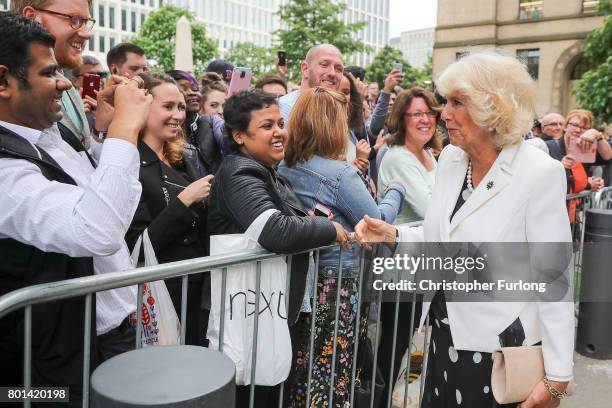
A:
[[278, 87, 405, 407]]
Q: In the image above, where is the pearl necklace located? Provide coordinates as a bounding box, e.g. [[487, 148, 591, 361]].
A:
[[462, 160, 473, 200], [466, 160, 474, 192]]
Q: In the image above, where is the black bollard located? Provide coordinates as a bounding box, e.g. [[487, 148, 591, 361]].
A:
[[576, 209, 612, 359]]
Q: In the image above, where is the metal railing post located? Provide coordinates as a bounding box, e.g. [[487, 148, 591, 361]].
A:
[[305, 250, 321, 408], [24, 305, 32, 408], [180, 275, 188, 344], [419, 315, 431, 405], [370, 289, 383, 408], [135, 283, 143, 349], [82, 294, 92, 408], [249, 261, 262, 408], [403, 292, 417, 408], [277, 255, 292, 408], [349, 247, 366, 407], [219, 267, 227, 352], [386, 287, 401, 408], [327, 250, 344, 408]]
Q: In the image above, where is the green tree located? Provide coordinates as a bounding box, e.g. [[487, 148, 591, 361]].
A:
[[224, 42, 276, 80], [276, 0, 368, 82], [573, 0, 612, 122], [365, 46, 431, 89], [131, 5, 217, 75]]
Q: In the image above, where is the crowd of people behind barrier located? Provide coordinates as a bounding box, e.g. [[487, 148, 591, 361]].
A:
[[1, 2, 611, 408]]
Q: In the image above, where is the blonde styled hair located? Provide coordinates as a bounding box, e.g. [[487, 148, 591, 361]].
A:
[[139, 72, 185, 166], [435, 50, 535, 147], [284, 87, 348, 167], [566, 109, 594, 129]]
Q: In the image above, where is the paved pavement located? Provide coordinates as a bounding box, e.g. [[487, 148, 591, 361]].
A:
[[564, 352, 612, 407]]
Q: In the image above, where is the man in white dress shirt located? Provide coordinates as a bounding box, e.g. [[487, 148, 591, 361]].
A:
[[0, 12, 151, 405]]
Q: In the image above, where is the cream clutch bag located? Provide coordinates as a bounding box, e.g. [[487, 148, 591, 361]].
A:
[[491, 346, 573, 404]]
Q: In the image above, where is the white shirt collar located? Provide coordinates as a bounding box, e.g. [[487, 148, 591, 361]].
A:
[[0, 120, 45, 145]]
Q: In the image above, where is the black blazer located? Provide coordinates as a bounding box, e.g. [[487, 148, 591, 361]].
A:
[[125, 140, 208, 264]]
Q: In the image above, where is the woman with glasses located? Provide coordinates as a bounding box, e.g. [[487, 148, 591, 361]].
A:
[[377, 87, 443, 224], [125, 73, 214, 347], [557, 110, 606, 224]]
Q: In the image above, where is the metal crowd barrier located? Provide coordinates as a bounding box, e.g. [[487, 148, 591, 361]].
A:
[[592, 185, 612, 209], [0, 223, 428, 408], [0, 188, 608, 408]]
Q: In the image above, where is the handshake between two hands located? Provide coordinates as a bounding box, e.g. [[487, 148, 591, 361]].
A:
[[308, 209, 397, 252]]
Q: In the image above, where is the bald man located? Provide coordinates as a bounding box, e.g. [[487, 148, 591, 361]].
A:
[[279, 43, 344, 122], [540, 112, 565, 141]]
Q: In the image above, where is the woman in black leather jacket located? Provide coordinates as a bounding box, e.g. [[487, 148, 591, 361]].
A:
[[207, 89, 350, 407], [126, 73, 213, 347]]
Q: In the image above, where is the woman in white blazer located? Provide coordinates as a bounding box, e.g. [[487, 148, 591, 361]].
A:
[[356, 51, 573, 408]]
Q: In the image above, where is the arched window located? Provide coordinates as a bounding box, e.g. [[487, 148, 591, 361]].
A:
[[570, 57, 592, 80]]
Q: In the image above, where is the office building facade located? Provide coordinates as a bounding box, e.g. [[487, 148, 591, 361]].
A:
[[3, 0, 390, 71], [390, 27, 435, 69], [433, 0, 603, 115]]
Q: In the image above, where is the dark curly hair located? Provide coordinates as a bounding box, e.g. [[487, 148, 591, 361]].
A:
[[0, 11, 55, 89], [223, 89, 278, 151]]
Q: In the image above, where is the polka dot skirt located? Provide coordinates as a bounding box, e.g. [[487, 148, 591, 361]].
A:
[[421, 294, 517, 408]]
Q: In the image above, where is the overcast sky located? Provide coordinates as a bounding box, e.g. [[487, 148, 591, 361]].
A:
[[389, 0, 438, 39]]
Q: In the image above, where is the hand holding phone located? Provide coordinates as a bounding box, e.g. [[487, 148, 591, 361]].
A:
[[81, 73, 101, 100], [227, 67, 253, 97], [384, 68, 404, 93]]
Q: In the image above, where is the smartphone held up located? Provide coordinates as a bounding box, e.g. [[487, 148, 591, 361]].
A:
[[81, 73, 101, 100], [227, 67, 252, 97], [277, 51, 287, 67]]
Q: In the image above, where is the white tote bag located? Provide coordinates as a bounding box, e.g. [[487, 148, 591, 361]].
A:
[[131, 229, 181, 347], [207, 209, 292, 386]]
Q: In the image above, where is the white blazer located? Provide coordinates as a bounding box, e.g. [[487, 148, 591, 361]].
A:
[[397, 140, 574, 381]]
